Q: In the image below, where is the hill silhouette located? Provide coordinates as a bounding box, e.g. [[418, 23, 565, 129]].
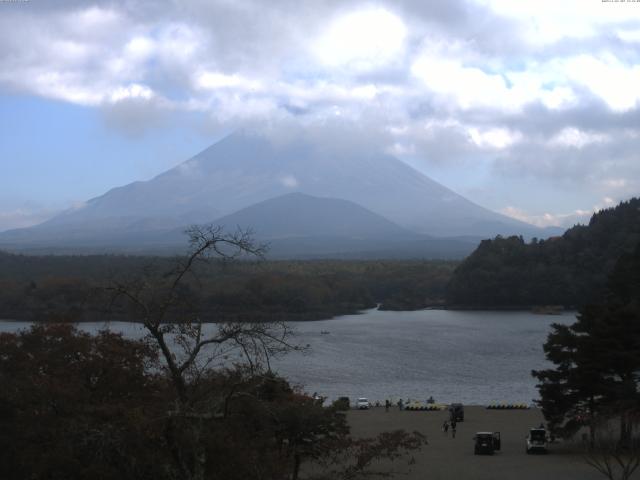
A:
[[446, 197, 640, 307]]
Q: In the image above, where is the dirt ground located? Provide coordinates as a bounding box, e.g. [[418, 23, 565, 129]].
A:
[[346, 406, 636, 480]]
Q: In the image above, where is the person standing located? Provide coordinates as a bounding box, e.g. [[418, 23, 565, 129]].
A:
[[451, 419, 457, 439], [385, 399, 390, 413], [442, 420, 449, 436]]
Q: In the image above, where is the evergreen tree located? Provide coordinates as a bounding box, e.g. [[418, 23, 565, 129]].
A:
[[448, 197, 640, 307], [533, 243, 640, 443]]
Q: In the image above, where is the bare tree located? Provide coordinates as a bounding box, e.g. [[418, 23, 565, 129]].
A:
[[583, 413, 640, 480], [309, 430, 427, 480], [109, 225, 298, 480], [106, 225, 427, 480]]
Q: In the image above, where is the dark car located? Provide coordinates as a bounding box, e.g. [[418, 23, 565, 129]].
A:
[[474, 432, 501, 455], [449, 403, 464, 422], [526, 428, 548, 454], [333, 396, 350, 411]]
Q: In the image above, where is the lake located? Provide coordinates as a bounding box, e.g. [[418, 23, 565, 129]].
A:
[[0, 308, 575, 405]]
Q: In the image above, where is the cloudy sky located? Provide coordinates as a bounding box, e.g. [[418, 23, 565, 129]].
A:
[[1, 0, 639, 231]]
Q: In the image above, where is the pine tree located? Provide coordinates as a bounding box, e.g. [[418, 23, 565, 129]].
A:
[[533, 243, 640, 444]]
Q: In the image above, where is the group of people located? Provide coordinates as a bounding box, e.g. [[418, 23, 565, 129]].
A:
[[383, 396, 436, 412], [384, 399, 395, 412], [379, 397, 458, 439], [442, 419, 457, 438]]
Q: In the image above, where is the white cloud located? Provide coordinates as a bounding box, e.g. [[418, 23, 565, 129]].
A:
[[539, 86, 578, 110], [109, 83, 154, 102], [196, 72, 262, 91], [501, 196, 633, 230], [602, 178, 627, 189], [29, 71, 105, 106], [386, 142, 416, 156], [411, 55, 511, 110], [313, 8, 407, 71], [155, 23, 203, 67], [279, 174, 299, 188], [410, 52, 582, 113], [563, 54, 640, 112], [1, 1, 638, 129], [124, 36, 155, 61], [51, 40, 93, 65], [476, 0, 640, 44], [177, 161, 200, 177], [617, 29, 640, 43], [468, 127, 522, 149], [63, 6, 123, 37], [0, 208, 59, 232], [500, 205, 592, 228], [549, 127, 610, 149], [0, 0, 639, 225]]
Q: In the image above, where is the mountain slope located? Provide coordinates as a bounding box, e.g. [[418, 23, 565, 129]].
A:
[[213, 192, 415, 239], [207, 192, 477, 259], [28, 132, 536, 235], [0, 132, 545, 254], [0, 192, 480, 258]]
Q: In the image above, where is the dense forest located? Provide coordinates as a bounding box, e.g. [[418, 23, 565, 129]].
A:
[[0, 252, 456, 322], [447, 197, 640, 308], [3, 197, 638, 320]]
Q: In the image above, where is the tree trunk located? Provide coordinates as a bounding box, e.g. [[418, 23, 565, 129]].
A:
[[620, 411, 631, 449], [164, 416, 192, 480], [589, 396, 596, 449], [191, 419, 207, 480], [292, 453, 301, 480]]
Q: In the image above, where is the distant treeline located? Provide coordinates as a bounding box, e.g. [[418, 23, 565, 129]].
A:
[[447, 197, 640, 308], [0, 253, 456, 322], [4, 197, 638, 320]]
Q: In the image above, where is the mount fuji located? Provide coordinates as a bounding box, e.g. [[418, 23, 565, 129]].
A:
[[0, 131, 548, 257]]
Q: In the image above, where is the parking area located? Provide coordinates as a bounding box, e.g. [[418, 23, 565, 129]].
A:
[[347, 405, 624, 480]]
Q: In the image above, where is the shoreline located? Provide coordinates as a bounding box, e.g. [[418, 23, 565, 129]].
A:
[[0, 306, 577, 324]]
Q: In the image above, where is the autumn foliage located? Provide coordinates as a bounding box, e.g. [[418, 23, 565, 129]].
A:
[[0, 324, 424, 480]]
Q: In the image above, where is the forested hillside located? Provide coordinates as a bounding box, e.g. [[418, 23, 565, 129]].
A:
[[446, 198, 640, 307], [0, 253, 455, 322]]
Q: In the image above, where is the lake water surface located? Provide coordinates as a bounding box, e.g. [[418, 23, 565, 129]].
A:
[[0, 308, 575, 405]]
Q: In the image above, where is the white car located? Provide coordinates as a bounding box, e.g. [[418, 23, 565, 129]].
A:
[[526, 428, 548, 454], [356, 397, 370, 409]]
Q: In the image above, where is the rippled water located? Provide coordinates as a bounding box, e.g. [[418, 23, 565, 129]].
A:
[[273, 309, 575, 405], [0, 309, 575, 405]]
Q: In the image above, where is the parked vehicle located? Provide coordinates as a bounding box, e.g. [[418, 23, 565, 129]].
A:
[[525, 428, 548, 454], [333, 396, 350, 411], [473, 432, 501, 455], [449, 403, 464, 422], [356, 397, 370, 409]]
